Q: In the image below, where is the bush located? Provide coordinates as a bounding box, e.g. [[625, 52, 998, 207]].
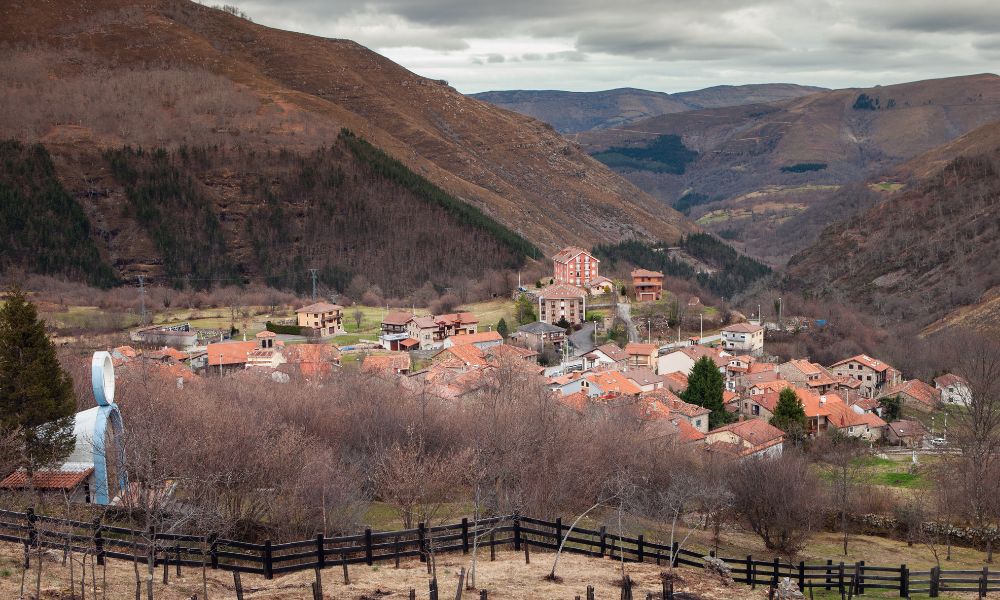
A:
[[591, 134, 698, 174], [781, 162, 827, 173], [266, 321, 303, 335]]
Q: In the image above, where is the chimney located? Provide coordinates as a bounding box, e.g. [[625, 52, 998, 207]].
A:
[[820, 395, 827, 405], [738, 415, 745, 422]]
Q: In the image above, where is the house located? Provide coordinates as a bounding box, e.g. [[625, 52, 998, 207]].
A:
[[434, 344, 490, 368], [444, 330, 503, 351], [624, 368, 666, 392], [0, 467, 97, 503], [656, 345, 729, 378], [380, 311, 417, 350], [582, 371, 643, 399], [295, 301, 345, 337], [663, 371, 689, 393], [484, 344, 539, 364], [829, 354, 902, 399], [130, 323, 198, 350], [281, 344, 341, 379], [631, 268, 664, 302], [705, 419, 784, 459], [362, 353, 412, 376], [643, 389, 711, 433], [246, 331, 287, 369], [886, 419, 929, 448], [879, 379, 941, 413], [408, 316, 441, 350], [586, 275, 616, 296], [721, 322, 764, 355], [206, 340, 258, 374], [552, 246, 600, 287], [778, 359, 837, 394], [538, 284, 587, 326], [512, 321, 567, 353], [825, 400, 887, 441], [935, 373, 971, 405], [406, 312, 479, 350], [624, 343, 658, 369], [583, 343, 629, 371]]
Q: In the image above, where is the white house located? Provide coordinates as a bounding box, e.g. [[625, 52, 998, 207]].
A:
[[656, 346, 729, 377], [720, 322, 764, 355], [934, 373, 971, 405]]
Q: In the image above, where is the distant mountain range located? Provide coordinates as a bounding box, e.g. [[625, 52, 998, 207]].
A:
[[574, 73, 1000, 264], [471, 84, 826, 134]]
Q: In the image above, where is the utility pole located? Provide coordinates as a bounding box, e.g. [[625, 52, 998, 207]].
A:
[[778, 297, 782, 326], [138, 275, 146, 325], [647, 319, 651, 344], [309, 268, 319, 302], [700, 312, 704, 339]]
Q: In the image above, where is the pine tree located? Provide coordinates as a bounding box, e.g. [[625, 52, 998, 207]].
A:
[[681, 355, 730, 428], [496, 318, 509, 338], [0, 288, 76, 475], [770, 387, 808, 434]]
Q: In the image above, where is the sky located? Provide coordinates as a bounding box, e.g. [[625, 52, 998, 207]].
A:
[[220, 0, 1000, 94]]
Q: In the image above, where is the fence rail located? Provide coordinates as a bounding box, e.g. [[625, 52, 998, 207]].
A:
[[0, 509, 996, 598]]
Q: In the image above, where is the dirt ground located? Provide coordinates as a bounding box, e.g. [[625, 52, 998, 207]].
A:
[[0, 544, 767, 600]]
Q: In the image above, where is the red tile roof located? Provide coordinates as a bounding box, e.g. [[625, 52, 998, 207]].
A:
[[676, 420, 707, 443], [539, 284, 587, 299], [206, 341, 257, 366], [631, 268, 664, 278], [362, 353, 412, 374], [435, 345, 488, 367], [831, 354, 894, 373], [586, 371, 643, 396], [591, 343, 628, 362], [435, 312, 479, 326], [382, 311, 415, 326], [624, 343, 658, 356], [448, 331, 503, 346], [552, 246, 595, 264], [1, 468, 94, 490], [934, 373, 967, 388], [663, 371, 689, 392], [880, 379, 941, 408], [295, 301, 343, 313], [283, 344, 340, 378], [558, 390, 591, 412], [710, 419, 785, 450], [723, 322, 763, 334]]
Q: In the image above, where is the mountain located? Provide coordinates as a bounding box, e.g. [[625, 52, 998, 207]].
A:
[[471, 84, 825, 134], [0, 0, 693, 293], [576, 74, 1000, 264], [785, 125, 1000, 333]]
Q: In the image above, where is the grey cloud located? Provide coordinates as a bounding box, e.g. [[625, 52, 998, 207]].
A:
[[486, 53, 505, 63]]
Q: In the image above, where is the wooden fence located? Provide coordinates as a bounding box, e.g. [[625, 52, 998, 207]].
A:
[[2, 508, 999, 598]]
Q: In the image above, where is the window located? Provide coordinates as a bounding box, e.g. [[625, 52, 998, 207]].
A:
[[695, 419, 702, 427], [867, 375, 872, 381]]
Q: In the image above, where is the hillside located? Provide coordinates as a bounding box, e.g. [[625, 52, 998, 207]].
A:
[[785, 147, 1000, 332], [0, 0, 693, 291], [577, 74, 1000, 263], [471, 84, 824, 133]]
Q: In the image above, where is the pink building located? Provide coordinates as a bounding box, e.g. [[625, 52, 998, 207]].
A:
[[553, 247, 600, 287]]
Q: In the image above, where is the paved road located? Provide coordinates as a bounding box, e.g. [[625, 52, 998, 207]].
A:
[[616, 302, 640, 343], [569, 322, 596, 356]]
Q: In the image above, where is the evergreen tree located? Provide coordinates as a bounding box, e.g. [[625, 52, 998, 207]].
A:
[[878, 395, 902, 421], [514, 293, 537, 324], [770, 387, 808, 434], [496, 318, 509, 338], [0, 289, 76, 475], [681, 355, 729, 428], [556, 316, 572, 330]]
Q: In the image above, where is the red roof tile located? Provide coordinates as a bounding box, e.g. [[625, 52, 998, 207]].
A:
[[206, 341, 257, 366], [1, 468, 94, 490]]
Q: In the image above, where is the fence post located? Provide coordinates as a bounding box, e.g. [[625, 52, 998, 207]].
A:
[[825, 559, 833, 591], [671, 542, 679, 568], [210, 536, 219, 569], [395, 536, 402, 568], [342, 549, 350, 584], [838, 562, 845, 596], [746, 555, 753, 586], [554, 517, 562, 548], [419, 523, 427, 562], [365, 528, 373, 566], [263, 539, 274, 580], [587, 584, 595, 600], [461, 518, 469, 554], [233, 571, 244, 600], [773, 557, 780, 587], [512, 518, 521, 552], [599, 526, 607, 558], [857, 560, 865, 595], [316, 533, 325, 569], [981, 566, 989, 599], [175, 545, 181, 577], [26, 507, 37, 548], [899, 564, 908, 598], [94, 518, 105, 567], [929, 565, 939, 598], [489, 532, 495, 562], [798, 561, 805, 592], [637, 534, 644, 563]]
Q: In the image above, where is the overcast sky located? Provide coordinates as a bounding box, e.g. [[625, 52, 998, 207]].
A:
[[221, 0, 1000, 94]]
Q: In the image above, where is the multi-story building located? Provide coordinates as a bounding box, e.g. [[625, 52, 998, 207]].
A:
[[552, 247, 600, 287], [538, 284, 587, 325], [631, 268, 664, 302], [295, 302, 345, 337], [829, 354, 901, 399], [720, 322, 764, 355]]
